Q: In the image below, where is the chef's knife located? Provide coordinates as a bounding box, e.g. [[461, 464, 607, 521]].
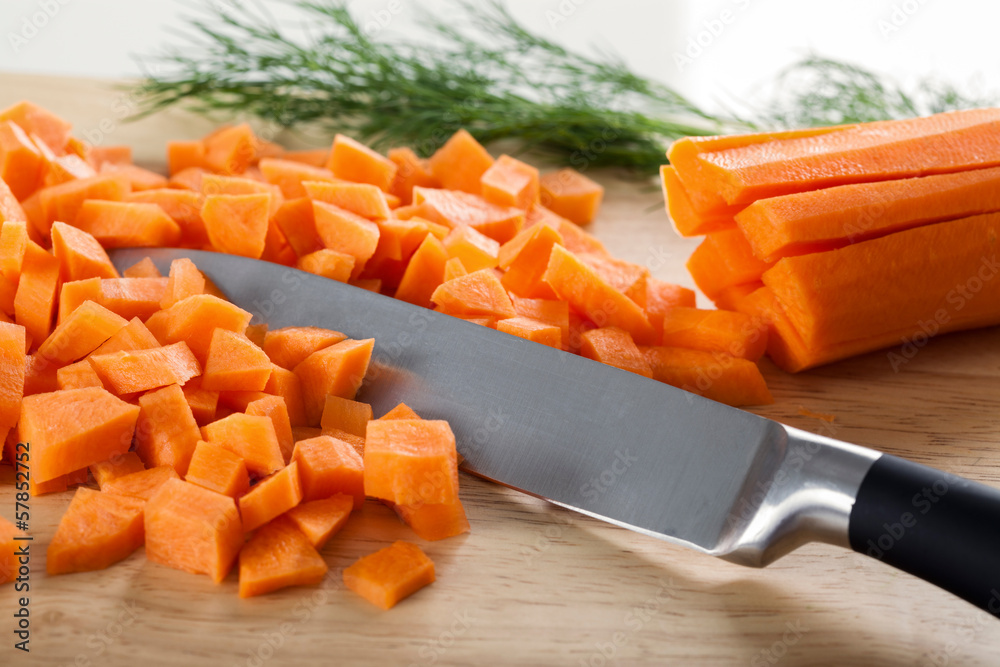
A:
[[111, 248, 1000, 617]]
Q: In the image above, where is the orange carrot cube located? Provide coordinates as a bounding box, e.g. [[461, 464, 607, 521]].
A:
[[363, 419, 459, 506], [238, 516, 327, 598], [46, 487, 145, 575], [540, 168, 604, 225], [202, 413, 284, 477], [291, 435, 365, 507], [343, 541, 435, 609], [145, 478, 244, 583], [184, 440, 250, 498], [238, 461, 303, 532], [292, 338, 374, 425]]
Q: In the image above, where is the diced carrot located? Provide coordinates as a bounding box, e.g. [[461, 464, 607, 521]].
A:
[[428, 129, 494, 195], [297, 248, 355, 282], [160, 258, 205, 309], [74, 200, 182, 248], [543, 245, 656, 345], [239, 461, 303, 532], [185, 440, 250, 498], [320, 427, 365, 459], [201, 193, 271, 259], [50, 222, 119, 282], [244, 322, 268, 348], [90, 145, 133, 170], [579, 253, 649, 308], [23, 352, 60, 396], [90, 451, 145, 489], [412, 187, 523, 243], [91, 317, 159, 358], [204, 122, 257, 175], [0, 274, 15, 319], [56, 359, 103, 389], [246, 395, 294, 464], [0, 177, 27, 227], [0, 101, 72, 153], [202, 329, 272, 392], [87, 142, 133, 169], [293, 338, 374, 425], [102, 465, 181, 502], [0, 220, 28, 283], [497, 222, 562, 300], [90, 342, 201, 395], [151, 294, 252, 361], [580, 327, 653, 378], [201, 173, 282, 215], [122, 256, 163, 279], [539, 168, 604, 225], [431, 269, 516, 319], [29, 466, 88, 497], [343, 541, 435, 610], [238, 516, 328, 598], [443, 224, 500, 272], [442, 257, 467, 282], [363, 419, 458, 506], [262, 326, 347, 371], [394, 234, 448, 308], [641, 346, 773, 407], [291, 435, 365, 507], [41, 150, 97, 187], [319, 395, 372, 438], [20, 386, 139, 482], [661, 307, 768, 361], [100, 162, 168, 191], [292, 426, 322, 443], [394, 499, 470, 541], [134, 383, 202, 476], [126, 189, 208, 247], [265, 366, 307, 427], [203, 413, 284, 477], [258, 158, 340, 199], [46, 487, 145, 575], [686, 228, 774, 303], [168, 166, 209, 192], [305, 179, 391, 220], [182, 379, 219, 426], [285, 494, 353, 548], [644, 278, 697, 335], [497, 316, 561, 348], [325, 134, 397, 192], [14, 242, 60, 344], [166, 140, 208, 175], [388, 147, 440, 205], [273, 197, 321, 257], [660, 165, 738, 237], [38, 300, 128, 364], [145, 478, 243, 583], [481, 154, 540, 210], [36, 174, 130, 237], [377, 403, 419, 421], [282, 148, 330, 168], [0, 323, 25, 436], [312, 201, 381, 277], [510, 296, 569, 347], [0, 121, 44, 200]]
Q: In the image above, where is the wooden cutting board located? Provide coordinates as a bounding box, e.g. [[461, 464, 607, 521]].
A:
[[2, 74, 999, 666]]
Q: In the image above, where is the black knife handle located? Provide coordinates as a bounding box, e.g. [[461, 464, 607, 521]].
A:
[[849, 454, 1000, 616]]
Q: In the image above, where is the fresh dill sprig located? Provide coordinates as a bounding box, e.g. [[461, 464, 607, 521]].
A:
[[134, 0, 737, 172], [134, 3, 993, 173], [755, 56, 993, 128]]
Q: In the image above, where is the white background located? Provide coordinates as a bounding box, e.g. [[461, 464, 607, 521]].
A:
[[0, 0, 997, 114]]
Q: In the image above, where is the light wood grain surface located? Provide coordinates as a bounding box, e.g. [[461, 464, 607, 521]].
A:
[[1, 73, 999, 666]]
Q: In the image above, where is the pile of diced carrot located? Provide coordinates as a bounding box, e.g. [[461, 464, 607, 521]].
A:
[[664, 109, 1000, 372], [1, 100, 774, 408], [0, 237, 457, 604]]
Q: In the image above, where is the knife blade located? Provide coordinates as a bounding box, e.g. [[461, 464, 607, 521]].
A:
[[110, 248, 1000, 617]]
